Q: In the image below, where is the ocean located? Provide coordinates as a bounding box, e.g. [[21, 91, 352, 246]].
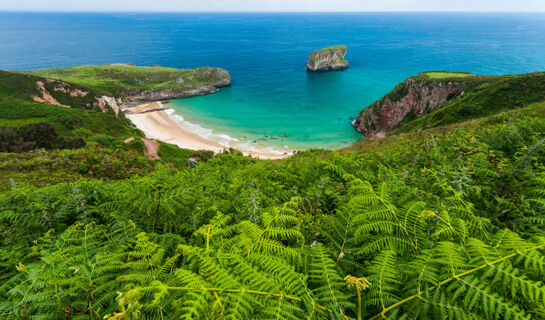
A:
[[1, 12, 545, 151]]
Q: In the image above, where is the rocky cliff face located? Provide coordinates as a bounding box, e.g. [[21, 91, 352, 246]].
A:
[[307, 46, 349, 72], [353, 78, 466, 138], [121, 68, 231, 106]]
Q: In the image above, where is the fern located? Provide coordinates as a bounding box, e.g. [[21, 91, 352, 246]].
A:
[[308, 243, 353, 319], [2, 223, 123, 319], [364, 234, 545, 320]]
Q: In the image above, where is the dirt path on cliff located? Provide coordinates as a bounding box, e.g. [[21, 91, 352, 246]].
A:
[[142, 138, 160, 160]]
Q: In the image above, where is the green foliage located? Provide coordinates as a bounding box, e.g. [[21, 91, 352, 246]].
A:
[[0, 146, 153, 189], [0, 70, 107, 110], [423, 71, 472, 79], [0, 122, 87, 153], [0, 94, 137, 141], [358, 71, 545, 138], [400, 72, 545, 132], [2, 72, 545, 318], [29, 65, 230, 98]]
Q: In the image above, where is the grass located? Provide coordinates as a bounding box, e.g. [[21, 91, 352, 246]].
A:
[[0, 70, 107, 109], [423, 71, 472, 79], [29, 64, 229, 98], [396, 72, 545, 133], [0, 70, 142, 147], [0, 146, 153, 190], [345, 99, 545, 157], [316, 45, 347, 52], [358, 71, 545, 137], [0, 95, 138, 141]]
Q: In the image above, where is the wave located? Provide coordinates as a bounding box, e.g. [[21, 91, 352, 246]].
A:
[[162, 108, 294, 156]]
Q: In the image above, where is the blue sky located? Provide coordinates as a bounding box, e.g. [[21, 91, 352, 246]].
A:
[[1, 0, 543, 12]]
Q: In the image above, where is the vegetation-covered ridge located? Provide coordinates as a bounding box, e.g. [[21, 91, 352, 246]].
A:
[[307, 45, 349, 72], [2, 64, 545, 319], [0, 70, 123, 113], [0, 70, 138, 147], [353, 71, 545, 138], [29, 64, 231, 105]]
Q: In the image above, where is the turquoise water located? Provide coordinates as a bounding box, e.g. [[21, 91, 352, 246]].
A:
[[2, 13, 545, 151]]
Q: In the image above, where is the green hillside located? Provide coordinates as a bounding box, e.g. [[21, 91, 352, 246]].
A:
[[0, 70, 137, 139], [1, 70, 545, 319], [404, 71, 545, 130], [29, 64, 230, 98], [359, 71, 545, 137]]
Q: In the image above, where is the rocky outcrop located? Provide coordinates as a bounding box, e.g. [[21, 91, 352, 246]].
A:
[[32, 81, 70, 108], [353, 78, 466, 138], [28, 65, 231, 112], [121, 67, 231, 106], [96, 96, 123, 116], [31, 79, 122, 114], [187, 157, 199, 168], [307, 46, 349, 72], [122, 83, 227, 105]]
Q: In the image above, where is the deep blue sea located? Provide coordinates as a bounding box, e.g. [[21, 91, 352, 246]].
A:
[[1, 12, 545, 151]]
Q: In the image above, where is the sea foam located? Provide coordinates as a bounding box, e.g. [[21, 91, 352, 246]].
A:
[[163, 108, 294, 155]]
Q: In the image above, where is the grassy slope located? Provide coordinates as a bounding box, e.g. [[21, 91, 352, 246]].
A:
[[423, 71, 472, 79], [361, 71, 545, 136], [0, 139, 213, 190], [398, 72, 545, 133], [0, 70, 137, 138], [29, 64, 229, 97], [0, 70, 116, 110]]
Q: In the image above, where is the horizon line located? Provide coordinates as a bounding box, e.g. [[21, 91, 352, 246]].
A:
[[1, 10, 545, 14]]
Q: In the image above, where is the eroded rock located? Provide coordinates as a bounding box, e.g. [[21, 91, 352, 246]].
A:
[[353, 78, 466, 138], [307, 46, 349, 72]]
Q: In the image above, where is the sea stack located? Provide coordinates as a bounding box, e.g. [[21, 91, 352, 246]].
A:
[[306, 45, 349, 72]]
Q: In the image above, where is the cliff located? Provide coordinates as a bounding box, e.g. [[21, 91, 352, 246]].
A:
[[353, 74, 467, 138], [29, 64, 231, 107], [121, 67, 231, 106], [353, 71, 545, 139], [306, 46, 349, 72]]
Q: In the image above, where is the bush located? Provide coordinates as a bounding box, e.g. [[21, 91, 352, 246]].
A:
[[0, 122, 59, 152], [16, 122, 58, 150], [62, 138, 86, 150], [0, 123, 87, 153], [189, 150, 215, 162]]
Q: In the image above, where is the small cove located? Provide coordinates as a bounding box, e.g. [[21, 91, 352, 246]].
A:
[[2, 12, 545, 150]]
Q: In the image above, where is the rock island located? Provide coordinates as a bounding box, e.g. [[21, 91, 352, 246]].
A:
[[306, 45, 349, 72]]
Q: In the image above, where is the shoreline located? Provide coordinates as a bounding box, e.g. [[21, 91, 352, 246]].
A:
[[124, 102, 292, 160]]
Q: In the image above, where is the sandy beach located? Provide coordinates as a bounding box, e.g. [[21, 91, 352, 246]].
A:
[[125, 102, 290, 160]]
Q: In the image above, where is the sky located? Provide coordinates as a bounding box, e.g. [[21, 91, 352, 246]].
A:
[[0, 0, 544, 12]]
